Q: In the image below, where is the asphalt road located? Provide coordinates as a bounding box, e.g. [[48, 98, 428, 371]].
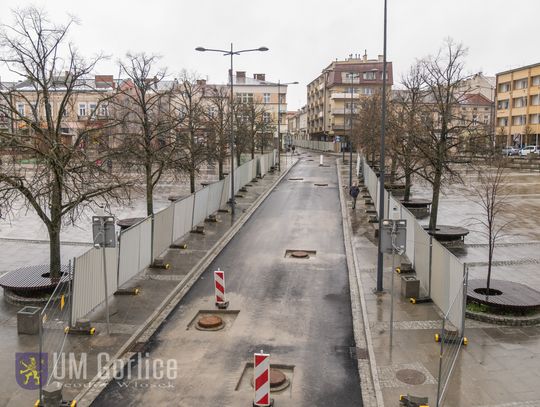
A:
[[93, 153, 363, 406]]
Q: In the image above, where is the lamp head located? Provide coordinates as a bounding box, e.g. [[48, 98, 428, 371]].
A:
[[258, 46, 269, 52], [195, 47, 206, 52]]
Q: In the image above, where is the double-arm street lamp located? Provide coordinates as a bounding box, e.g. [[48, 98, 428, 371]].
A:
[[277, 80, 298, 170], [195, 44, 269, 215]]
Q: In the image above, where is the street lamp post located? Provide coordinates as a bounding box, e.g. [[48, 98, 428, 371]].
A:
[[195, 44, 269, 215], [376, 0, 389, 292], [349, 75, 354, 189], [277, 80, 298, 170]]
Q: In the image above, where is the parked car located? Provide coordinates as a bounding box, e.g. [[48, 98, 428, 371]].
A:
[[501, 146, 519, 156], [519, 145, 540, 156]]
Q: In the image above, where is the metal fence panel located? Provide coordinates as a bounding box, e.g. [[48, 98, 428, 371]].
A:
[[153, 205, 174, 259], [193, 186, 210, 226], [221, 175, 231, 208], [118, 225, 141, 287], [71, 247, 118, 326], [139, 217, 152, 269], [414, 222, 431, 298], [173, 195, 194, 241], [402, 207, 416, 265], [207, 180, 224, 216]]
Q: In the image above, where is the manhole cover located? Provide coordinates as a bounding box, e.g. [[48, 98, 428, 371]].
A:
[[291, 251, 309, 258], [395, 368, 426, 385], [252, 368, 290, 391], [197, 315, 224, 330]]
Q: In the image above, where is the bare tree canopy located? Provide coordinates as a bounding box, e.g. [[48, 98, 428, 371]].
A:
[[0, 7, 131, 278]]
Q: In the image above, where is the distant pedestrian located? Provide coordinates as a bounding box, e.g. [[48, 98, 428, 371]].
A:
[[291, 145, 296, 155], [106, 159, 112, 172], [349, 183, 360, 209]]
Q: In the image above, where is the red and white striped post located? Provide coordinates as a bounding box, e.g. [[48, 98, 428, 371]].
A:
[[214, 268, 229, 309], [253, 351, 272, 407]]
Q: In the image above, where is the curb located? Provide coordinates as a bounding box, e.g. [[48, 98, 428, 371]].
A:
[[75, 159, 300, 406], [336, 158, 384, 407]]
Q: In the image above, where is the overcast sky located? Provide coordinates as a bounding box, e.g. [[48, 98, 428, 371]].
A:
[[0, 0, 538, 110]]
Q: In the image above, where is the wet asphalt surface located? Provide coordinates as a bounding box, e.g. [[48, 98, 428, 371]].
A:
[[92, 154, 363, 406]]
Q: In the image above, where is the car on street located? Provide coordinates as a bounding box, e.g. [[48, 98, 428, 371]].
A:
[[502, 146, 519, 156], [519, 145, 540, 156]]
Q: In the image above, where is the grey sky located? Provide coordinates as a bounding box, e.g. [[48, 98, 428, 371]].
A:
[[0, 0, 538, 110]]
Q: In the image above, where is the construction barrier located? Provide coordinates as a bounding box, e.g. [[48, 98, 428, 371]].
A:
[[254, 352, 271, 407], [153, 205, 175, 260], [291, 139, 337, 152], [214, 269, 226, 306], [118, 217, 152, 287], [71, 247, 118, 326]]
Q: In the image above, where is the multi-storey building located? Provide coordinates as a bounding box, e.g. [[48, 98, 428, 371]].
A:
[[307, 53, 393, 141], [287, 105, 308, 141], [496, 62, 540, 147]]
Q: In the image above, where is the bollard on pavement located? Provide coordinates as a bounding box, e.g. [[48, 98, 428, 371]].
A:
[[42, 381, 63, 407], [253, 351, 273, 407], [319, 155, 323, 166], [214, 269, 229, 309]]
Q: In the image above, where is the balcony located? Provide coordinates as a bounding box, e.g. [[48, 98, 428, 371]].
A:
[[331, 93, 360, 100], [332, 108, 358, 115], [318, 111, 324, 118]]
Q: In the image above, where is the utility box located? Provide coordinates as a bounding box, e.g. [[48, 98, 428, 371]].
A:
[[380, 219, 407, 254], [92, 216, 116, 248], [401, 276, 420, 299], [17, 306, 41, 335]]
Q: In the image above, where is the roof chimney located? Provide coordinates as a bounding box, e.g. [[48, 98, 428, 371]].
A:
[[196, 79, 207, 86], [363, 50, 367, 62], [378, 54, 384, 62], [254, 73, 266, 81], [236, 71, 246, 84]]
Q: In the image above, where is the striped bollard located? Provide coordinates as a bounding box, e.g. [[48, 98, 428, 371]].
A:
[[253, 351, 273, 407], [214, 269, 229, 309]]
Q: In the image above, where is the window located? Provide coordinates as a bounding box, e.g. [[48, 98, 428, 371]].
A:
[[362, 71, 376, 80], [512, 115, 526, 125], [533, 76, 540, 86], [61, 127, 70, 134], [99, 104, 109, 117], [78, 103, 87, 116], [497, 117, 508, 127], [497, 99, 509, 110], [263, 93, 270, 103], [208, 106, 217, 118], [530, 114, 540, 125], [514, 79, 528, 90], [89, 103, 97, 117], [236, 93, 253, 104], [531, 95, 540, 106], [362, 87, 374, 95], [263, 112, 271, 123], [279, 93, 286, 104], [17, 103, 25, 117], [498, 82, 511, 93], [62, 108, 68, 117], [513, 97, 527, 108], [483, 115, 489, 124]]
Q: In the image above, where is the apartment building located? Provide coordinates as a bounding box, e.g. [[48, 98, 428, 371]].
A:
[[496, 62, 540, 147], [1, 74, 115, 148], [287, 105, 308, 141], [307, 53, 393, 141]]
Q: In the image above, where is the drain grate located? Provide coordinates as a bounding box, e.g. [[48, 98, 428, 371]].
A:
[[314, 183, 328, 187], [289, 177, 304, 181]]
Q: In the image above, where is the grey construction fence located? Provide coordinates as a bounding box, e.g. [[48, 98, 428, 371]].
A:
[[291, 139, 339, 152], [70, 151, 276, 326], [360, 156, 468, 406]]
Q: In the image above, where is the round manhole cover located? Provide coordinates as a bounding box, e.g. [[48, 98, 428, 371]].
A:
[[252, 369, 290, 391], [197, 315, 224, 330], [270, 369, 287, 388], [290, 251, 309, 258], [395, 369, 426, 385]]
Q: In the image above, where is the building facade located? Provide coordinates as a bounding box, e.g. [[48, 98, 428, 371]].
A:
[[496, 62, 540, 147], [287, 105, 308, 141], [307, 53, 393, 141]]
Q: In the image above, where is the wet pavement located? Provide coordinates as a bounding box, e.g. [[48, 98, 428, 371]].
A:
[[342, 160, 540, 407], [0, 157, 292, 407], [92, 152, 363, 406]]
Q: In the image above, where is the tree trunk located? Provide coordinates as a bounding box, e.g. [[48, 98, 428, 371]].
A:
[[218, 159, 224, 180], [487, 231, 494, 293], [189, 168, 195, 194], [429, 169, 442, 230], [145, 163, 154, 216], [48, 225, 62, 280], [404, 170, 412, 202]]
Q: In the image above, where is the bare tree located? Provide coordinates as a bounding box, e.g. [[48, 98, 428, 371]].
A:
[[172, 72, 208, 193], [205, 85, 230, 180], [354, 91, 383, 166], [416, 39, 472, 230], [113, 53, 177, 216], [0, 7, 131, 278], [468, 156, 511, 294]]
